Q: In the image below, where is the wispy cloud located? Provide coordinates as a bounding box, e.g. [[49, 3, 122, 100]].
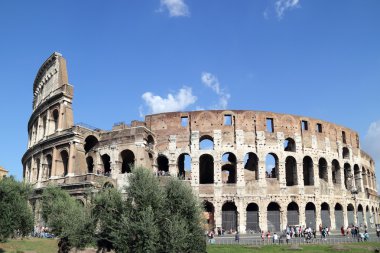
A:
[[201, 72, 230, 109], [141, 86, 197, 115], [275, 0, 300, 19], [363, 120, 380, 162], [159, 0, 190, 17]]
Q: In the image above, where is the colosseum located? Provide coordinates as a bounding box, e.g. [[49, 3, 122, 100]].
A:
[[22, 52, 379, 234]]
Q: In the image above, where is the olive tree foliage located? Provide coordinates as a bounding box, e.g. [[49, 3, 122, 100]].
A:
[[0, 177, 34, 242], [41, 186, 95, 253], [94, 167, 206, 253]]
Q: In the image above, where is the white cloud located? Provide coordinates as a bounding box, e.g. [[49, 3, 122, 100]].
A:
[[141, 86, 197, 115], [363, 120, 380, 162], [275, 0, 300, 19], [201, 72, 231, 109], [159, 0, 190, 17]]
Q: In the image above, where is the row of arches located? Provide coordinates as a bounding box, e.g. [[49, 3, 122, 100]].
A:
[[204, 201, 379, 233], [84, 146, 376, 191]]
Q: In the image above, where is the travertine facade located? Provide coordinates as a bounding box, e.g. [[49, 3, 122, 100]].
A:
[[0, 166, 8, 179], [23, 53, 379, 233]]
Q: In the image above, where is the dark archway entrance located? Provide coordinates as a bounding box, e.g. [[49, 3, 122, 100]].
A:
[[222, 202, 237, 232], [246, 203, 259, 232], [267, 202, 281, 232]]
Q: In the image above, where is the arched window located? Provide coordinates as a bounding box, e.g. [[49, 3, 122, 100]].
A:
[[178, 153, 191, 179], [52, 109, 59, 131], [284, 138, 296, 152], [285, 156, 297, 186], [305, 202, 316, 229], [101, 154, 111, 175], [46, 155, 52, 178], [344, 163, 352, 190], [335, 203, 344, 229], [221, 152, 237, 184], [319, 158, 328, 183], [199, 135, 214, 150], [267, 202, 281, 232], [321, 202, 331, 227], [199, 154, 214, 184], [347, 204, 355, 226], [246, 203, 260, 232], [303, 156, 314, 186], [287, 202, 299, 226], [357, 204, 364, 226], [147, 135, 154, 149], [332, 160, 341, 185], [265, 153, 279, 180], [204, 201, 215, 231], [353, 165, 361, 192], [157, 155, 169, 175], [343, 147, 349, 159], [121, 150, 135, 174], [244, 152, 259, 181], [84, 135, 99, 154], [222, 202, 237, 232], [60, 150, 69, 176], [86, 156, 94, 173]]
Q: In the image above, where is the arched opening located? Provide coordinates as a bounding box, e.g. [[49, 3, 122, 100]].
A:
[[267, 202, 281, 232], [332, 160, 341, 186], [366, 206, 371, 228], [103, 182, 114, 188], [321, 202, 331, 228], [199, 135, 214, 150], [354, 164, 361, 192], [121, 150, 135, 174], [222, 202, 237, 232], [305, 202, 316, 229], [46, 155, 52, 178], [86, 156, 94, 173], [199, 154, 214, 184], [287, 202, 300, 226], [303, 156, 314, 186], [84, 135, 99, 154], [60, 150, 69, 176], [157, 155, 169, 175], [52, 109, 59, 131], [347, 204, 355, 226], [147, 135, 154, 149], [362, 166, 368, 187], [357, 204, 364, 226], [244, 152, 259, 181], [204, 201, 215, 231], [177, 153, 191, 180], [101, 154, 111, 175], [335, 203, 344, 229], [246, 203, 259, 232], [344, 163, 352, 190], [285, 156, 297, 186], [319, 158, 328, 183], [284, 138, 296, 152], [265, 153, 279, 179], [343, 147, 349, 159], [221, 152, 237, 184]]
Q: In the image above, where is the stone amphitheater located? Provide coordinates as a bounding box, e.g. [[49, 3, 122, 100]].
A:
[[22, 53, 379, 234]]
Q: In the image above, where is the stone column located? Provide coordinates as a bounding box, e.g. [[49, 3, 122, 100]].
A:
[[236, 160, 245, 187], [214, 159, 222, 186], [297, 162, 304, 195], [315, 204, 322, 230], [258, 159, 267, 188], [191, 157, 199, 186], [238, 200, 246, 233], [214, 201, 222, 229], [67, 142, 75, 176], [279, 161, 286, 188], [330, 206, 336, 230], [51, 147, 57, 178], [327, 163, 334, 195], [299, 203, 306, 227], [259, 207, 267, 232], [343, 207, 348, 229]]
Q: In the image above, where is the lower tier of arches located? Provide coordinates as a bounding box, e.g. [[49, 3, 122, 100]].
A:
[[202, 198, 379, 234]]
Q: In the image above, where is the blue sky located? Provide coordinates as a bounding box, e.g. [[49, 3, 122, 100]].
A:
[[0, 0, 379, 184]]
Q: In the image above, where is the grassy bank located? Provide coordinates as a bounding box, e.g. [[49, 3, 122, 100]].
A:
[[0, 238, 58, 253], [207, 242, 380, 253]]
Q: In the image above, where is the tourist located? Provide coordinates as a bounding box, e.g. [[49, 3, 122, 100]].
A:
[[266, 231, 271, 243], [286, 232, 291, 244], [341, 226, 345, 236], [261, 231, 265, 241], [235, 231, 240, 243], [273, 232, 278, 244]]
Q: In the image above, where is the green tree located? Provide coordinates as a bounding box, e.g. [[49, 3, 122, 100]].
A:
[[41, 186, 94, 253], [0, 176, 34, 242]]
